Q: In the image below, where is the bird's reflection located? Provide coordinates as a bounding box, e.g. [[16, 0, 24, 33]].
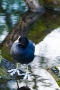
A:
[[17, 86, 31, 90]]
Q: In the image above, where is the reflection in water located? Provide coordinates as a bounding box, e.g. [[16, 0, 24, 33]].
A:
[[0, 28, 60, 89], [30, 57, 60, 90], [0, 14, 8, 42], [17, 86, 31, 90], [7, 80, 18, 89], [0, 30, 8, 43], [0, 15, 6, 25], [0, 0, 28, 43]]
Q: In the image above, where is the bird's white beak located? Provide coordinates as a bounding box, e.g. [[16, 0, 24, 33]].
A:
[[18, 36, 21, 41]]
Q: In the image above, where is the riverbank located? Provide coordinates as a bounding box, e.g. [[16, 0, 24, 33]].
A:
[[47, 68, 60, 86]]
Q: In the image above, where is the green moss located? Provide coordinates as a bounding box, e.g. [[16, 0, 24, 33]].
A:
[[1, 46, 16, 64], [41, 0, 60, 8], [47, 68, 60, 86], [27, 11, 60, 44], [0, 66, 10, 78], [39, 0, 44, 4], [57, 80, 60, 86], [0, 66, 14, 83], [53, 74, 60, 86]]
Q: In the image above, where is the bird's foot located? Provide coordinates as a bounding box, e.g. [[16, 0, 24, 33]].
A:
[[8, 68, 30, 80], [23, 73, 28, 80], [23, 72, 30, 80], [8, 69, 25, 76]]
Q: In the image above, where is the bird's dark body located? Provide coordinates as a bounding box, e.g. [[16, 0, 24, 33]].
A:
[[10, 39, 35, 64]]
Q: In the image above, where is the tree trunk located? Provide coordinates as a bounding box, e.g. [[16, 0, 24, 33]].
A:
[[0, 0, 45, 49]]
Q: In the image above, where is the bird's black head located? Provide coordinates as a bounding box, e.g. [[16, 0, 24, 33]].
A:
[[18, 36, 28, 49]]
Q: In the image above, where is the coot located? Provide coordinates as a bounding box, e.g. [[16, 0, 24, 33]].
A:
[[8, 36, 35, 79]]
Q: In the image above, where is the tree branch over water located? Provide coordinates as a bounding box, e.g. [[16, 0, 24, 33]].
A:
[[0, 0, 45, 49]]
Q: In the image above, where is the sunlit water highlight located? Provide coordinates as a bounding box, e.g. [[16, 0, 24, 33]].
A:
[[35, 27, 60, 68], [0, 30, 8, 43]]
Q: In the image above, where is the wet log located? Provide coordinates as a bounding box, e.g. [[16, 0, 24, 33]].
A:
[[24, 0, 44, 12]]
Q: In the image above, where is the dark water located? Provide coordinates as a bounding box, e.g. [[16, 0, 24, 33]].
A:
[[0, 0, 60, 90]]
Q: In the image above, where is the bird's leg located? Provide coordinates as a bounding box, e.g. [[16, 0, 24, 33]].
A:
[[23, 64, 30, 80], [16, 80, 19, 89], [8, 63, 30, 79], [16, 63, 19, 69], [8, 63, 25, 76]]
